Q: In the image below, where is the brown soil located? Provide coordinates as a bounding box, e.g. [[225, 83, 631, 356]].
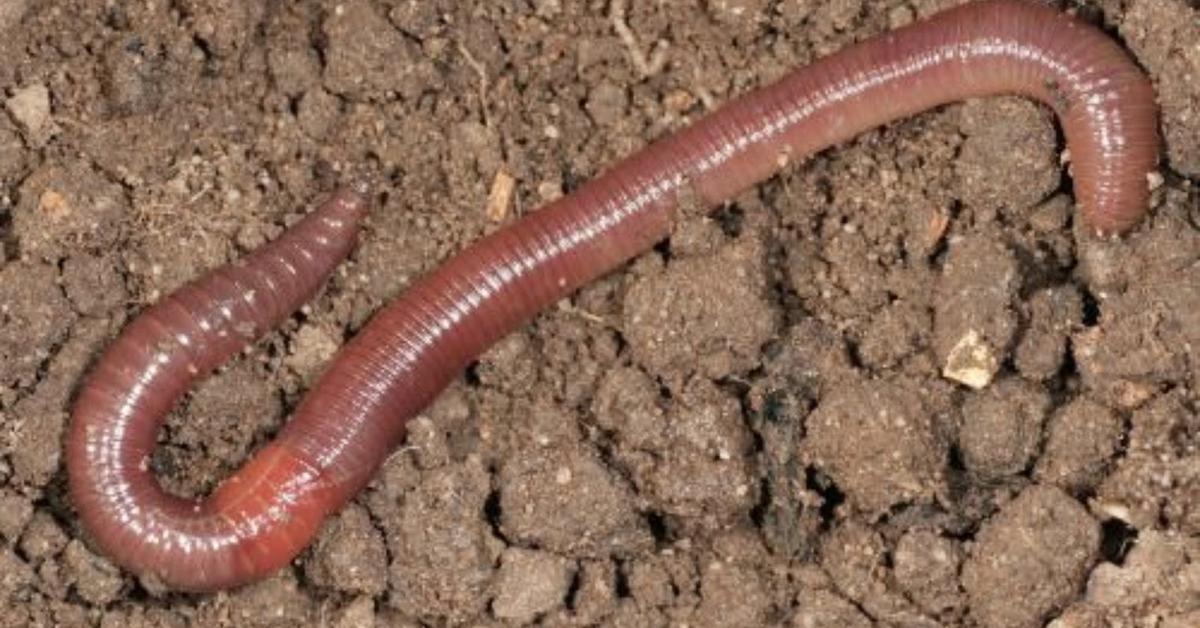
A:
[[0, 0, 1197, 626]]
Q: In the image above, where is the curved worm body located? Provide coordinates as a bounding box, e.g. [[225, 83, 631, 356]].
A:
[[68, 0, 1158, 591]]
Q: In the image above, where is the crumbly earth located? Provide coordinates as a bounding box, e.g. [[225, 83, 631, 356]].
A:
[[0, 0, 1197, 626]]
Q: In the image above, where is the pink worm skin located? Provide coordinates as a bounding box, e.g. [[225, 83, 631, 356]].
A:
[[67, 0, 1159, 591]]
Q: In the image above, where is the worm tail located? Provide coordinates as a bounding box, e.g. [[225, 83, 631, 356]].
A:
[[67, 185, 369, 590]]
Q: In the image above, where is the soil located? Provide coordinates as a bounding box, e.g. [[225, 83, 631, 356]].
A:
[[0, 0, 1197, 626]]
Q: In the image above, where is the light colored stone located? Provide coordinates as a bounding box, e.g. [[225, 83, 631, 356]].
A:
[[943, 329, 997, 389], [6, 84, 54, 145]]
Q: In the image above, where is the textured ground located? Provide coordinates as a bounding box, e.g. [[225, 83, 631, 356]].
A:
[[0, 0, 1198, 626]]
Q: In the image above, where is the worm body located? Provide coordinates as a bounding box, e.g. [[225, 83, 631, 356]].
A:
[[68, 0, 1159, 590]]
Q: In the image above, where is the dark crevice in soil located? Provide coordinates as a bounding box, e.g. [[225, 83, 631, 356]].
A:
[[483, 488, 509, 544], [464, 360, 482, 386], [806, 466, 844, 529], [652, 237, 673, 262], [190, 35, 215, 72], [947, 444, 968, 474], [1099, 518, 1138, 565], [614, 560, 632, 598], [1079, 289, 1101, 327], [749, 476, 770, 528], [643, 510, 670, 545], [563, 566, 584, 610], [1057, 339, 1082, 384], [844, 339, 865, 371], [712, 204, 745, 237]]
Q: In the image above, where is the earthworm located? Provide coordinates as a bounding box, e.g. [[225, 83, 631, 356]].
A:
[[67, 0, 1159, 591]]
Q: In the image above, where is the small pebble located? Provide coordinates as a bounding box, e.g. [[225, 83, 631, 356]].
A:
[[6, 84, 52, 143]]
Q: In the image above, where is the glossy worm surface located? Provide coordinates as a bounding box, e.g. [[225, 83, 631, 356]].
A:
[[68, 0, 1159, 590]]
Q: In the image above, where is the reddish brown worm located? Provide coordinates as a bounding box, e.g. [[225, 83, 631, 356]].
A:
[[67, 0, 1159, 591]]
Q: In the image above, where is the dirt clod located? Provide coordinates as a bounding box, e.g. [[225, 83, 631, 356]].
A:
[[1015, 286, 1082, 381], [0, 548, 34, 598], [806, 379, 947, 514], [0, 491, 32, 543], [0, 261, 73, 392], [1096, 392, 1200, 534], [385, 459, 498, 624], [1035, 398, 1124, 493], [617, 377, 758, 531], [13, 161, 128, 262], [894, 529, 965, 617], [820, 521, 937, 625], [498, 440, 653, 558], [5, 84, 53, 146], [491, 547, 575, 623], [955, 97, 1059, 219], [693, 557, 771, 626], [306, 504, 388, 595], [1075, 531, 1200, 625], [61, 254, 127, 317], [963, 485, 1100, 628], [1121, 0, 1200, 178], [0, 0, 28, 32], [322, 0, 432, 102], [18, 511, 67, 563], [791, 588, 873, 627], [228, 572, 313, 628], [960, 378, 1051, 481], [63, 540, 123, 605], [623, 231, 778, 385]]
